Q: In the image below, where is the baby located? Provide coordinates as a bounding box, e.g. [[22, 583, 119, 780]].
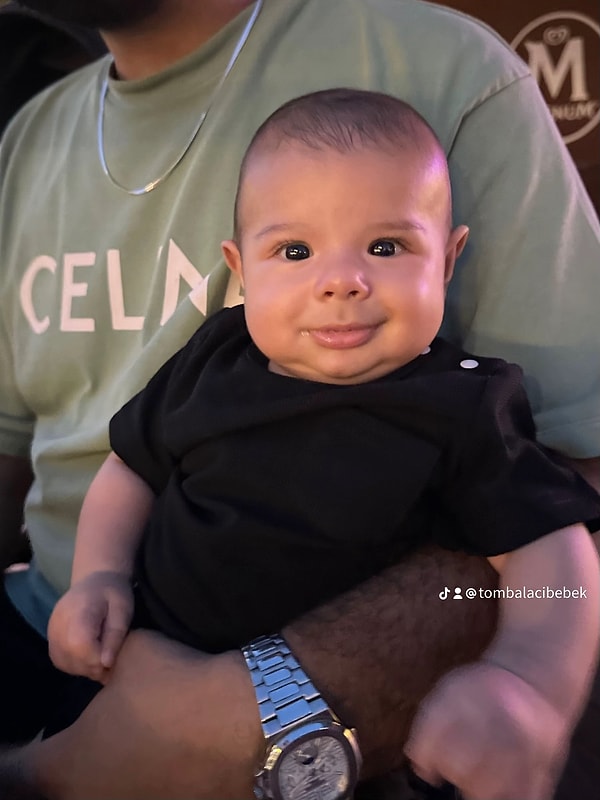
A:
[[49, 88, 600, 799]]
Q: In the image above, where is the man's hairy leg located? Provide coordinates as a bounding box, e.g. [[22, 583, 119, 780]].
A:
[[0, 547, 498, 799]]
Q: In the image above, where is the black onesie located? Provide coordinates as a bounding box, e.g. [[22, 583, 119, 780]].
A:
[[109, 305, 600, 653]]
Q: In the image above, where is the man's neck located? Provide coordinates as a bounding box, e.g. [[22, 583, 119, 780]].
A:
[[101, 0, 256, 81]]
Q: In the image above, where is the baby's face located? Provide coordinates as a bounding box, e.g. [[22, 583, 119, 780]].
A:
[[223, 142, 467, 385]]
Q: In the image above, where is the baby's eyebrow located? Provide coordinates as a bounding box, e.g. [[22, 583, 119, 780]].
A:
[[369, 220, 426, 232], [253, 220, 426, 239], [253, 222, 304, 240]]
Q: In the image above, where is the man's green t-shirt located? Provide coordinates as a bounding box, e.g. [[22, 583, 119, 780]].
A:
[[1, 0, 599, 631]]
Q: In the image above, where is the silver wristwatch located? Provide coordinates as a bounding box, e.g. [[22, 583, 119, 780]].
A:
[[242, 634, 362, 800]]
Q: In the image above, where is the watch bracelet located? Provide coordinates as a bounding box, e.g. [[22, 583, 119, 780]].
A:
[[242, 634, 334, 741]]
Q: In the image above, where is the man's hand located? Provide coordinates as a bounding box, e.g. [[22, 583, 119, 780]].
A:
[[405, 661, 570, 800], [47, 571, 134, 681], [34, 630, 264, 800]]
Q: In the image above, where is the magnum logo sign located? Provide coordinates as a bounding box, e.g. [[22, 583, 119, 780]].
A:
[[511, 12, 600, 144], [438, 1, 599, 212]]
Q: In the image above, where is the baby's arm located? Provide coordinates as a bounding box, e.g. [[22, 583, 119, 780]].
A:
[[486, 523, 600, 723], [406, 523, 600, 799], [48, 452, 154, 681]]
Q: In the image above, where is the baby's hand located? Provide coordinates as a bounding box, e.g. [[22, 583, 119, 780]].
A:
[[404, 661, 569, 800], [48, 571, 134, 683]]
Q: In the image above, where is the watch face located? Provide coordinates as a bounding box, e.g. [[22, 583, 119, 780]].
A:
[[276, 734, 350, 800]]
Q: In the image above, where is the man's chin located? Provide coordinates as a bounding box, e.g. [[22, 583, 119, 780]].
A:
[[14, 0, 163, 31]]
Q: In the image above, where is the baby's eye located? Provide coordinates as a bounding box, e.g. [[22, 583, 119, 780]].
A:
[[282, 243, 311, 260], [368, 239, 400, 257]]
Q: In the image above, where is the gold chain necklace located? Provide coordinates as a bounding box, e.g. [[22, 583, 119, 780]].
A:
[[97, 0, 263, 196]]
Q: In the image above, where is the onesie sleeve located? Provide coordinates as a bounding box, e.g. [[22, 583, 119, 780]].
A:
[[109, 346, 184, 495], [435, 362, 600, 556], [109, 307, 241, 494]]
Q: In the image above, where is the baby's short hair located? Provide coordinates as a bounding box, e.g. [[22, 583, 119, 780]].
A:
[[233, 88, 444, 239]]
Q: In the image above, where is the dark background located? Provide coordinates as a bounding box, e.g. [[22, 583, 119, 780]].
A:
[[438, 1, 599, 215]]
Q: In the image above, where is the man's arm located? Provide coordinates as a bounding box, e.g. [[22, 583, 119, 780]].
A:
[[2, 547, 499, 799], [0, 453, 33, 569], [284, 547, 499, 777]]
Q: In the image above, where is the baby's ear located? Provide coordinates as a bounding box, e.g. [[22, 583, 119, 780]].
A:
[[444, 225, 469, 286], [221, 240, 244, 284]]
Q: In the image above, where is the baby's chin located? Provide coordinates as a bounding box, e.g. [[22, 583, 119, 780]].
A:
[[268, 356, 416, 385]]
